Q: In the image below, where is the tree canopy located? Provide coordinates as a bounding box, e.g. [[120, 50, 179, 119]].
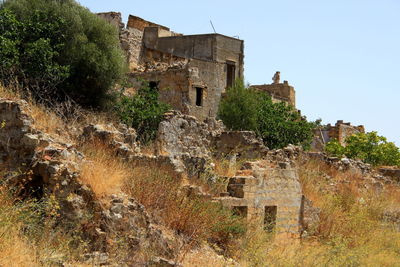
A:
[[325, 132, 400, 166], [218, 80, 316, 149], [0, 0, 126, 107]]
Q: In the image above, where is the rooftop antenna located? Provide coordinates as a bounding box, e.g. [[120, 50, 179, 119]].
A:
[[210, 20, 217, 33]]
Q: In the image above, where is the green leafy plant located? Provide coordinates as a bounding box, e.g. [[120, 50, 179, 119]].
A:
[[218, 79, 316, 149], [0, 0, 126, 107], [325, 132, 400, 166], [114, 81, 170, 144]]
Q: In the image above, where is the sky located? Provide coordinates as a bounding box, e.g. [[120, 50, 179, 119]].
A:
[[78, 0, 400, 144]]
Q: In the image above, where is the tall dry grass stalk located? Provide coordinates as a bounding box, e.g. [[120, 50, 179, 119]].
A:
[[79, 143, 129, 199], [123, 164, 246, 247], [0, 184, 87, 266]]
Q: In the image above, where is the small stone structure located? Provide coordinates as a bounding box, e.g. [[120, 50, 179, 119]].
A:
[[216, 160, 303, 237], [251, 79, 296, 107], [312, 120, 365, 150]]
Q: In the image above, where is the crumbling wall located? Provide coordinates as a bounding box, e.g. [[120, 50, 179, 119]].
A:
[[0, 100, 37, 166], [127, 15, 171, 32], [0, 99, 94, 222], [216, 160, 303, 238], [97, 12, 145, 69], [312, 120, 365, 150], [251, 81, 296, 107], [155, 111, 270, 178], [156, 111, 223, 162]]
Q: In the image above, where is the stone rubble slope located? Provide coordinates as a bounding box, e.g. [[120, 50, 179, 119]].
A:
[[0, 99, 177, 265]]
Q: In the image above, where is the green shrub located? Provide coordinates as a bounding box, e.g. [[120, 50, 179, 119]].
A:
[[114, 81, 170, 143], [325, 132, 400, 166], [0, 0, 126, 107], [218, 79, 316, 149]]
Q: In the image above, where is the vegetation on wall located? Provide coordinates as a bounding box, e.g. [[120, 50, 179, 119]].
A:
[[0, 0, 126, 107], [114, 81, 170, 143], [325, 131, 400, 166], [218, 79, 317, 149]]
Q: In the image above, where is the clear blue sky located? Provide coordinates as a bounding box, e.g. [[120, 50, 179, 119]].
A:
[[79, 0, 400, 144]]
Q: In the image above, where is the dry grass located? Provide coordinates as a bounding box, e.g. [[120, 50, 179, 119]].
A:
[[0, 84, 119, 144], [79, 142, 128, 199], [0, 189, 40, 267], [0, 183, 86, 266], [213, 155, 244, 177], [237, 159, 400, 266], [123, 164, 246, 246], [181, 245, 237, 267]]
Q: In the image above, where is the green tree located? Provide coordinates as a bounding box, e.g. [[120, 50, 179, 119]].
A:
[[218, 79, 259, 131], [325, 132, 400, 166], [218, 79, 316, 149], [114, 81, 170, 144], [0, 0, 126, 107]]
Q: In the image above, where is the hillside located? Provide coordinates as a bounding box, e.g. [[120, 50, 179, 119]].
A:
[[0, 85, 399, 266], [1, 1, 399, 266]]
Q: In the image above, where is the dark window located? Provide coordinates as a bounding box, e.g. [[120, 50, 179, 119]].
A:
[[195, 87, 203, 106], [226, 61, 236, 89], [264, 206, 277, 232], [149, 81, 159, 90], [233, 206, 248, 218]]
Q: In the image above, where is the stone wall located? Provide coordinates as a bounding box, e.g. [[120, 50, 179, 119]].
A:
[[127, 15, 170, 32], [251, 80, 296, 107]]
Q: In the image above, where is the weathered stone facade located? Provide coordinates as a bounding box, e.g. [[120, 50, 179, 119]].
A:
[[98, 13, 244, 121]]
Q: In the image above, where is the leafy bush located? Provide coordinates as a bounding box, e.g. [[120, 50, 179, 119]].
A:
[[325, 131, 400, 166], [218, 79, 316, 149], [114, 81, 170, 143], [0, 0, 126, 107]]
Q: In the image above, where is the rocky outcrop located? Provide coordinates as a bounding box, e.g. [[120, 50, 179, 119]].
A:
[[0, 99, 93, 222], [81, 123, 140, 157], [156, 111, 224, 159], [100, 194, 174, 260], [0, 99, 176, 264], [212, 131, 268, 159], [156, 111, 268, 179]]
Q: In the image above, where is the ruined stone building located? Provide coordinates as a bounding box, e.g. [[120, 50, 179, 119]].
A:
[[98, 12, 297, 121], [312, 120, 365, 151], [251, 80, 296, 107], [98, 12, 244, 121]]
